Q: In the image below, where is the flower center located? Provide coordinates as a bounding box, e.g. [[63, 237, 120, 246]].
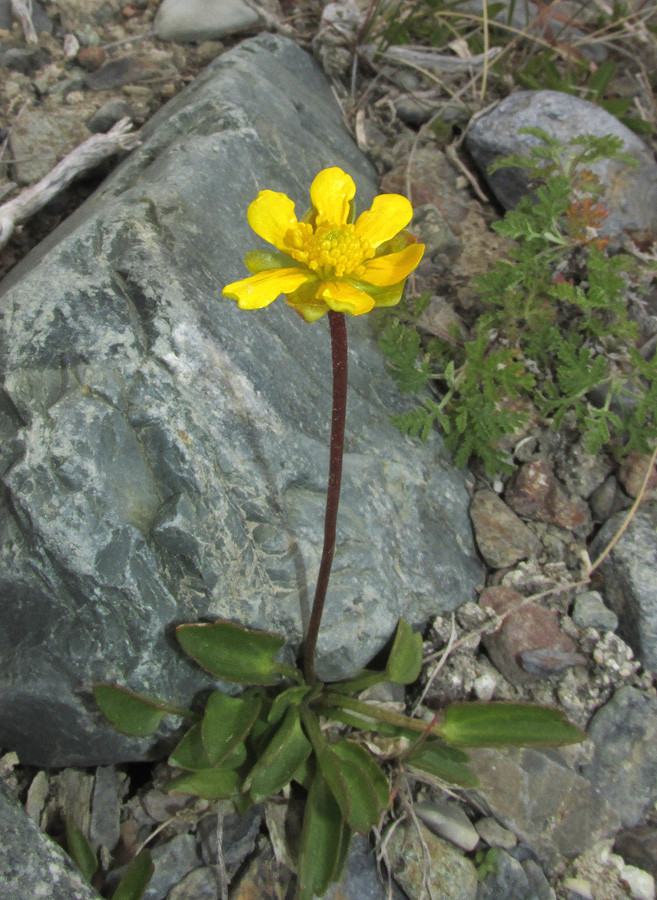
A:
[[286, 223, 375, 279]]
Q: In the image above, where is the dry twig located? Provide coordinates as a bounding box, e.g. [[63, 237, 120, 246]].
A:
[[11, 0, 37, 45], [0, 118, 140, 252]]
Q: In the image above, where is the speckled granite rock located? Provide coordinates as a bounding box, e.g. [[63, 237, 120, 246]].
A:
[[0, 33, 480, 767], [0, 781, 101, 900]]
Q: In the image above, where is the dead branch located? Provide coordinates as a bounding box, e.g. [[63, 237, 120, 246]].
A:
[[0, 118, 140, 252], [11, 0, 38, 44], [360, 43, 502, 74]]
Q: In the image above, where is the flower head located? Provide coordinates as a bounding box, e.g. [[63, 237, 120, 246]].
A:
[[222, 167, 425, 323]]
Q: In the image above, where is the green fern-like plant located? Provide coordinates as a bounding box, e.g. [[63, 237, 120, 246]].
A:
[[379, 129, 657, 474]]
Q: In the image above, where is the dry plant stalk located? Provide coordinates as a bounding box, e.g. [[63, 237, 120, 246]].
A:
[[0, 118, 140, 252], [11, 0, 37, 44]]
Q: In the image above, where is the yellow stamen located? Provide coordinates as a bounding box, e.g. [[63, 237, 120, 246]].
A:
[[286, 222, 375, 279]]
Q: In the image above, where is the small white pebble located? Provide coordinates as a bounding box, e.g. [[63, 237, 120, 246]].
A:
[[561, 877, 594, 899], [473, 673, 497, 702], [621, 865, 655, 900], [62, 33, 80, 58]]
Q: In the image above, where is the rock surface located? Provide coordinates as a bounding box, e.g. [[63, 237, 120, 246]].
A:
[[0, 33, 481, 767], [0, 780, 101, 900], [469, 489, 541, 569], [480, 586, 582, 685], [582, 687, 657, 829], [466, 746, 621, 873], [477, 849, 556, 900], [590, 504, 657, 673], [466, 90, 657, 241], [387, 820, 479, 900]]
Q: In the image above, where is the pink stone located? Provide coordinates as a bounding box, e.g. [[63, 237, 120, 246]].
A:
[[480, 586, 578, 685], [505, 459, 592, 536]]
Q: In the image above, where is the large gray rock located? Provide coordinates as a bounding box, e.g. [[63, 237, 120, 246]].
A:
[[0, 781, 101, 900], [466, 90, 657, 241], [582, 687, 657, 829], [466, 747, 620, 873], [0, 34, 481, 767], [590, 504, 657, 673]]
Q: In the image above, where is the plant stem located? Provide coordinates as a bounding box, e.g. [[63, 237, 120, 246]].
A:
[[320, 692, 445, 736], [303, 311, 348, 684]]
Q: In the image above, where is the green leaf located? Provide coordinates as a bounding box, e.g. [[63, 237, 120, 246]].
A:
[[439, 703, 587, 747], [406, 741, 479, 788], [318, 740, 388, 833], [243, 706, 312, 803], [202, 690, 261, 765], [332, 740, 390, 812], [93, 684, 167, 737], [65, 818, 97, 883], [169, 723, 211, 771], [385, 618, 423, 685], [165, 766, 242, 799], [111, 850, 154, 900], [297, 773, 352, 900], [268, 685, 312, 724], [330, 619, 422, 695], [176, 620, 289, 685]]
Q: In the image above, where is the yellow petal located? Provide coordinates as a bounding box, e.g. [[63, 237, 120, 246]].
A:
[[223, 268, 311, 310], [319, 281, 375, 316], [355, 194, 413, 248], [360, 243, 425, 287], [310, 168, 356, 226], [247, 191, 298, 250]]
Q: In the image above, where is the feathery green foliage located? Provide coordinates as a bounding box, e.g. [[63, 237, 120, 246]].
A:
[[379, 129, 657, 474]]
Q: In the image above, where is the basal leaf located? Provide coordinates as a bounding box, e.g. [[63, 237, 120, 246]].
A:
[[385, 618, 423, 685], [440, 702, 587, 747], [332, 740, 390, 815], [243, 706, 312, 803], [93, 684, 167, 737], [165, 767, 242, 800], [111, 850, 154, 900], [406, 741, 479, 788], [168, 723, 211, 771], [268, 685, 312, 724], [65, 818, 97, 883], [318, 740, 387, 833], [202, 690, 261, 765], [297, 773, 352, 900], [330, 619, 422, 695], [176, 620, 288, 685]]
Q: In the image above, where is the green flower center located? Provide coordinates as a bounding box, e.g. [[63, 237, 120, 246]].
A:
[[287, 223, 375, 279]]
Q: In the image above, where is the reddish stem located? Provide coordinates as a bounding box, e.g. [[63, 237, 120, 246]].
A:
[[303, 311, 348, 684]]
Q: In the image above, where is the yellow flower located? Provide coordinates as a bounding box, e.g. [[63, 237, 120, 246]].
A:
[[222, 167, 425, 323]]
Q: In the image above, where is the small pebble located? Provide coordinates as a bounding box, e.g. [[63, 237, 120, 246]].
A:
[[622, 865, 656, 900], [520, 647, 587, 676], [475, 816, 517, 849], [562, 877, 594, 899], [414, 799, 480, 852], [473, 673, 497, 701], [62, 34, 80, 59], [86, 99, 132, 134], [76, 46, 107, 71], [571, 591, 618, 632]]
